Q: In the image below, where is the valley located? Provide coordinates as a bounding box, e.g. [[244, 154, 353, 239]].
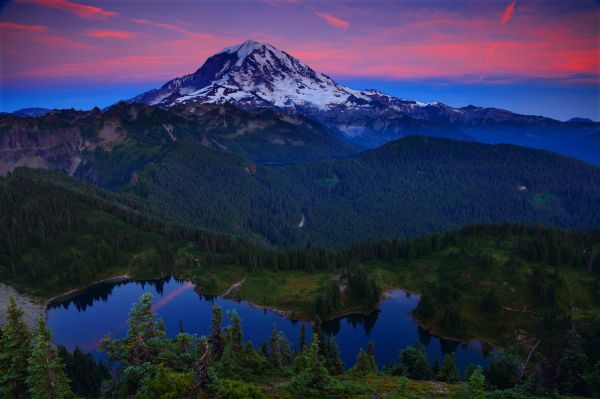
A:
[[1, 166, 598, 391], [1, 14, 599, 398]]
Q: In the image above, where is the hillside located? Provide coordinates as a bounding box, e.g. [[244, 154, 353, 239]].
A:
[[0, 168, 255, 297], [130, 136, 600, 248], [0, 102, 355, 183]]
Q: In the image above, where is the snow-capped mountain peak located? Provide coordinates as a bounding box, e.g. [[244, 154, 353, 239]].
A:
[[131, 39, 373, 111], [129, 40, 562, 149]]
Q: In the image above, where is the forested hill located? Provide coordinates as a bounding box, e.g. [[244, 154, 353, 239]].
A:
[[0, 168, 255, 296], [130, 136, 600, 248]]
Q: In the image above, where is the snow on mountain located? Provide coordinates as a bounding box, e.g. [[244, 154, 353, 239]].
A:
[[131, 40, 591, 151], [132, 39, 391, 111]]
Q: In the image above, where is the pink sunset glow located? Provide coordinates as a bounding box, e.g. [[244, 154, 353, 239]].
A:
[[0, 0, 597, 85]]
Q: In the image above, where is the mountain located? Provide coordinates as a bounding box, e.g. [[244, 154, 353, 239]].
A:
[[3, 103, 598, 247], [11, 107, 52, 117], [131, 40, 600, 165], [2, 96, 599, 247], [0, 102, 355, 179], [567, 117, 595, 123]]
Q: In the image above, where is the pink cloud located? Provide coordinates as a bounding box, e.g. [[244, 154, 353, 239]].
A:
[[18, 0, 117, 19], [0, 22, 48, 31], [131, 17, 216, 40], [86, 29, 133, 39], [314, 11, 349, 29], [502, 0, 517, 25]]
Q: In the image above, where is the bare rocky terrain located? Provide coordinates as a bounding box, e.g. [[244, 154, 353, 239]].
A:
[[0, 282, 45, 329]]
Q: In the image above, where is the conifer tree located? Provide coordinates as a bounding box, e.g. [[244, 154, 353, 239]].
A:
[[437, 354, 459, 382], [224, 310, 243, 352], [0, 296, 31, 399], [299, 324, 306, 352], [467, 367, 486, 399], [26, 317, 73, 399], [270, 325, 282, 368], [209, 305, 224, 360], [286, 333, 333, 397], [260, 340, 268, 358], [367, 341, 378, 372]]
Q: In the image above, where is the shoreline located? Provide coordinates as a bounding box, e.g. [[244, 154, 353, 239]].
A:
[[6, 273, 494, 351], [44, 274, 131, 307]]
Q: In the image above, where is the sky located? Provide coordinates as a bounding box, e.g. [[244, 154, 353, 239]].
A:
[[0, 0, 599, 121]]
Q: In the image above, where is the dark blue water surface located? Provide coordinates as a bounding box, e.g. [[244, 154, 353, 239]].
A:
[[47, 277, 493, 373]]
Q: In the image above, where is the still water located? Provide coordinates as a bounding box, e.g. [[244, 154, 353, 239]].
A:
[[47, 277, 493, 372]]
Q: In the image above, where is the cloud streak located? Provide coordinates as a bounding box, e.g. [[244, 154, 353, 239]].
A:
[[314, 11, 349, 29], [0, 22, 48, 31], [502, 0, 517, 25], [86, 29, 133, 39], [18, 0, 117, 19]]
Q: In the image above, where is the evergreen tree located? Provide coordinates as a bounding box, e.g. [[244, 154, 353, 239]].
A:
[[58, 345, 110, 398], [26, 317, 73, 399], [270, 325, 282, 368], [397, 342, 431, 380], [467, 367, 486, 399], [260, 340, 268, 358], [99, 292, 167, 396], [481, 288, 501, 313], [299, 324, 306, 352], [286, 334, 333, 397], [367, 341, 378, 372], [557, 331, 589, 395], [192, 340, 211, 392], [415, 292, 434, 320], [209, 305, 224, 360], [437, 354, 459, 382], [0, 296, 31, 399], [350, 348, 377, 375], [485, 351, 521, 389], [224, 310, 243, 352]]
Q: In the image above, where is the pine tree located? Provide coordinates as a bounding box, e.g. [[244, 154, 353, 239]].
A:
[[320, 336, 344, 375], [224, 310, 243, 352], [467, 367, 486, 399], [431, 357, 440, 377], [209, 305, 224, 360], [26, 317, 73, 399], [0, 296, 31, 399], [398, 342, 431, 380], [286, 333, 333, 397], [437, 354, 459, 382], [367, 341, 378, 372], [270, 325, 282, 367], [350, 348, 377, 375], [299, 323, 306, 352], [260, 340, 268, 358], [557, 330, 589, 395]]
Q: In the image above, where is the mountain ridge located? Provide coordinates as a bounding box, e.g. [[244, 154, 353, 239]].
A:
[[129, 40, 600, 164]]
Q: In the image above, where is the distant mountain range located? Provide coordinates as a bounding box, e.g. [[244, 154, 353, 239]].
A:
[[131, 40, 600, 165], [1, 40, 599, 247], [1, 99, 599, 247]]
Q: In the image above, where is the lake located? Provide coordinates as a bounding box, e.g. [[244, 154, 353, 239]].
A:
[[47, 277, 494, 373]]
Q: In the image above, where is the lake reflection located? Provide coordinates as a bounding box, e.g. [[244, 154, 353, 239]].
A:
[[47, 277, 493, 372]]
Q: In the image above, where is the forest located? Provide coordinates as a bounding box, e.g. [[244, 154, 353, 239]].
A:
[[2, 292, 599, 398], [1, 167, 600, 397]]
